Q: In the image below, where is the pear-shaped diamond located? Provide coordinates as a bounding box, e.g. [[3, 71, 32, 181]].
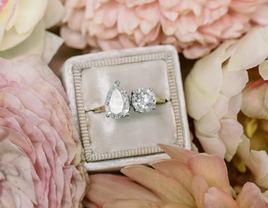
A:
[[105, 81, 130, 119]]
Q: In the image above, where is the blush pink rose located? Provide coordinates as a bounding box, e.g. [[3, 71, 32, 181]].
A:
[[0, 56, 87, 208], [61, 0, 268, 59]]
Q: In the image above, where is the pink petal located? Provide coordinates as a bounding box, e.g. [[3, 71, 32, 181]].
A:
[[237, 135, 268, 189], [158, 144, 196, 164], [188, 155, 232, 195], [86, 174, 161, 207], [241, 79, 268, 119], [192, 175, 209, 208], [151, 160, 194, 193], [117, 4, 139, 35], [236, 182, 267, 208], [219, 119, 243, 161], [104, 199, 151, 208], [204, 187, 238, 208], [121, 165, 195, 207], [60, 26, 87, 49]]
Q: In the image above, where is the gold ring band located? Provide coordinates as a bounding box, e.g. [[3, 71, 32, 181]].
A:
[[89, 97, 168, 113]]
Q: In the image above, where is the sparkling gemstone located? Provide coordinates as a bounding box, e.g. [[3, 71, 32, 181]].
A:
[[105, 81, 130, 119], [131, 88, 156, 113]]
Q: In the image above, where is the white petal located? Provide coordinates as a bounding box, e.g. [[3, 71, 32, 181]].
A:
[[0, 21, 45, 59], [228, 27, 268, 71], [43, 0, 65, 29], [214, 93, 229, 120], [221, 65, 248, 98], [185, 41, 235, 120], [0, 26, 33, 51], [42, 32, 64, 64], [224, 93, 242, 119], [219, 119, 243, 161], [15, 0, 48, 34], [259, 60, 268, 81], [194, 110, 226, 158]]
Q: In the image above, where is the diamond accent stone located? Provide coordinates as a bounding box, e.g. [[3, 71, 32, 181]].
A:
[[131, 88, 156, 113], [105, 81, 130, 119]]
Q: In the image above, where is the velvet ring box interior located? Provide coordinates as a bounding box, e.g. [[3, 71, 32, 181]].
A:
[[61, 45, 191, 172]]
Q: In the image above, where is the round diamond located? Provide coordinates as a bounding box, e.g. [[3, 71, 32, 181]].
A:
[[131, 88, 156, 113]]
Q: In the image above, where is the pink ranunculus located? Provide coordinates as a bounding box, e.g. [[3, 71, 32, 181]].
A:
[[0, 56, 87, 208], [85, 144, 268, 208], [61, 0, 268, 59], [185, 25, 268, 188]]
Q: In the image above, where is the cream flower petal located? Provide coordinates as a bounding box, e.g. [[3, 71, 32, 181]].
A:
[[87, 174, 160, 207], [228, 27, 268, 72], [0, 21, 45, 59], [219, 119, 243, 161], [43, 0, 65, 29], [185, 40, 236, 120], [225, 93, 242, 119], [188, 155, 232, 195], [0, 26, 34, 51], [121, 165, 195, 207], [259, 60, 268, 81], [221, 65, 248, 98], [237, 135, 268, 189], [0, 0, 18, 43], [241, 79, 268, 119], [204, 187, 238, 208], [214, 94, 229, 120], [236, 182, 268, 208], [41, 31, 64, 64], [14, 0, 48, 34]]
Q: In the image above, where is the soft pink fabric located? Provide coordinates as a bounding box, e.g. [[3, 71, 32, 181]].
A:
[[61, 0, 268, 59], [0, 56, 87, 208]]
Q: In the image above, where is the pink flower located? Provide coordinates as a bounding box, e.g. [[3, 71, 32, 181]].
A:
[[185, 26, 268, 188], [0, 56, 87, 208], [85, 144, 268, 208], [61, 0, 268, 59]]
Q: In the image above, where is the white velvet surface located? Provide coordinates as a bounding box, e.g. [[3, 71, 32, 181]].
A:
[[82, 60, 177, 155]]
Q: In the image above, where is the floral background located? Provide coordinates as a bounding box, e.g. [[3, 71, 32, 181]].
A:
[[1, 0, 268, 207]]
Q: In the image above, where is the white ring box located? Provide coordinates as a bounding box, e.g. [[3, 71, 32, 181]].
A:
[[61, 46, 190, 172]]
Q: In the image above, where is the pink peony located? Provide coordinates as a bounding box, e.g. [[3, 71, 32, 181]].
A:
[[85, 144, 268, 208], [61, 0, 268, 59], [185, 25, 268, 188], [0, 56, 87, 208]]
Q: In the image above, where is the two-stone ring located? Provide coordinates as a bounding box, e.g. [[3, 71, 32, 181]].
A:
[[89, 81, 168, 119]]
